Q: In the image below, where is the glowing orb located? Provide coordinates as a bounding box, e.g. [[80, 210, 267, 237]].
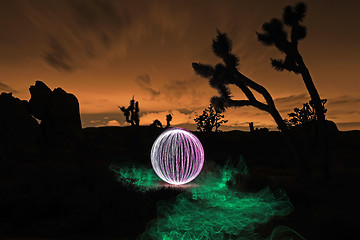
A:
[[151, 128, 204, 185]]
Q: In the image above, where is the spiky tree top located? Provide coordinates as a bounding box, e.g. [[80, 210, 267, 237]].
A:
[[193, 31, 277, 118], [256, 2, 326, 122], [257, 2, 307, 73]]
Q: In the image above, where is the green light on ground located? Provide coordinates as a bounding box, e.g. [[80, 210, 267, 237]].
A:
[[109, 163, 161, 191], [110, 158, 303, 239], [141, 159, 293, 240]]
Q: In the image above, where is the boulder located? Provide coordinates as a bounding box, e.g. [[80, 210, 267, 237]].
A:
[[0, 92, 40, 156], [29, 81, 82, 143]]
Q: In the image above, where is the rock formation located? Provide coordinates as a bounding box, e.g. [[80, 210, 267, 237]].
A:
[[0, 92, 40, 159], [28, 81, 82, 143]]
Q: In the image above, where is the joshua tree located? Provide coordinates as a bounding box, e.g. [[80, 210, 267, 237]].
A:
[[165, 114, 172, 128], [194, 104, 228, 132], [257, 2, 325, 122], [192, 31, 306, 173], [193, 31, 290, 135], [118, 96, 140, 126], [257, 2, 332, 182]]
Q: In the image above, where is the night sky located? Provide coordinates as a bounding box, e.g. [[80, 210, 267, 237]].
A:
[[1, 0, 359, 130]]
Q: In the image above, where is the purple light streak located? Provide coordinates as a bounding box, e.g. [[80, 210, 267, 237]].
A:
[[151, 128, 204, 185]]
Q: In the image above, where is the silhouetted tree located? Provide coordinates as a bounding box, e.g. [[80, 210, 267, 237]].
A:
[[118, 96, 140, 126], [286, 99, 327, 127], [165, 114, 172, 128], [194, 104, 228, 132], [192, 31, 307, 174], [257, 2, 326, 122], [150, 119, 163, 128]]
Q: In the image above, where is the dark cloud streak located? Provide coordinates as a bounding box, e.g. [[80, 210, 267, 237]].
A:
[[44, 37, 74, 72], [38, 0, 131, 71], [136, 74, 160, 99]]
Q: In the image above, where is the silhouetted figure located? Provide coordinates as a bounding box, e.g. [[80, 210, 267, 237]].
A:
[[119, 96, 140, 126], [192, 31, 307, 175], [150, 119, 163, 128], [257, 2, 325, 123], [28, 81, 82, 143], [194, 104, 228, 132], [165, 114, 172, 128]]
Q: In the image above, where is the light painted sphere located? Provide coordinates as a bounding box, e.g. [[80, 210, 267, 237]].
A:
[[151, 128, 204, 185]]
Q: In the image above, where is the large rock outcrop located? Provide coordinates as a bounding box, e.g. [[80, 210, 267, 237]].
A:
[[0, 92, 40, 159], [28, 81, 82, 143]]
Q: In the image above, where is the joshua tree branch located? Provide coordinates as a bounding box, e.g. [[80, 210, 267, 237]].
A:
[[227, 99, 268, 112]]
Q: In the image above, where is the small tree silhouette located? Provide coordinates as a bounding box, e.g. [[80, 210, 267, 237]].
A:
[[287, 99, 327, 127], [165, 114, 172, 128], [150, 119, 163, 128], [118, 96, 140, 126], [194, 104, 228, 132], [257, 2, 325, 122], [192, 31, 307, 173]]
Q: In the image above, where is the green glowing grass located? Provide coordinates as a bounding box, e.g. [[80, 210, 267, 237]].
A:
[[110, 158, 302, 239], [140, 159, 293, 240], [109, 163, 161, 191]]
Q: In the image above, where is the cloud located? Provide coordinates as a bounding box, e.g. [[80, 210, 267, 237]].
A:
[[21, 0, 192, 72], [336, 122, 360, 131], [135, 74, 160, 99], [162, 77, 214, 108], [274, 94, 308, 104], [140, 109, 202, 126], [274, 93, 309, 112], [23, 0, 131, 72], [0, 81, 17, 93], [106, 120, 121, 126], [81, 112, 125, 128], [327, 95, 360, 105], [44, 37, 74, 72]]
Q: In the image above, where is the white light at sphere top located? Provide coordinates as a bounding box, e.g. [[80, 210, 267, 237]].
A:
[[151, 128, 204, 185]]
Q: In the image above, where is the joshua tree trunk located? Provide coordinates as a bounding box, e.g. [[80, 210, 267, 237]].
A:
[[269, 105, 309, 175], [232, 71, 308, 175], [295, 53, 325, 122]]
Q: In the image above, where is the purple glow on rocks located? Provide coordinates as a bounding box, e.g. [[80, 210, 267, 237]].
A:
[[151, 128, 204, 185]]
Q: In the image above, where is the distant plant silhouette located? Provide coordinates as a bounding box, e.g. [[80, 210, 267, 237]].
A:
[[285, 99, 327, 127], [166, 114, 172, 128], [150, 119, 163, 128], [249, 122, 269, 134], [118, 96, 140, 126], [257, 2, 325, 122], [192, 31, 307, 173], [249, 122, 255, 132], [194, 104, 228, 132]]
